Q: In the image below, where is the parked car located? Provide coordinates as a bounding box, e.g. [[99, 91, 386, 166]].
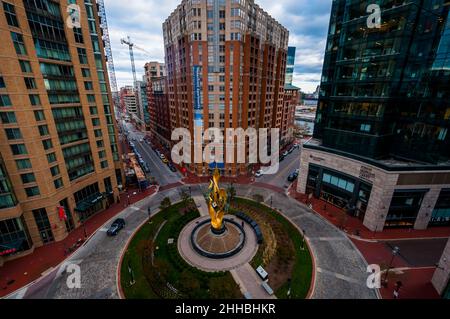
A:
[[255, 169, 263, 178], [283, 151, 289, 157], [293, 143, 300, 149], [279, 155, 285, 162], [287, 171, 299, 182], [162, 158, 169, 164], [107, 218, 126, 236], [288, 147, 295, 154], [168, 164, 177, 172]]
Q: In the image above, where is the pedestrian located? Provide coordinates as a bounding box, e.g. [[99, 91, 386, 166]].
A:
[[393, 281, 402, 299], [147, 207, 151, 218]]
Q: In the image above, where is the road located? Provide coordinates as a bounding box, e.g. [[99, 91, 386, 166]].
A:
[[6, 184, 377, 299], [257, 146, 301, 189], [121, 121, 182, 186]]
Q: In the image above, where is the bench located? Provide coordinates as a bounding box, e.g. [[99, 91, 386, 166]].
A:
[[236, 212, 264, 244], [261, 282, 274, 296]]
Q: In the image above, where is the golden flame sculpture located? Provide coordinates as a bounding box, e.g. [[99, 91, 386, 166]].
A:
[[205, 168, 228, 231]]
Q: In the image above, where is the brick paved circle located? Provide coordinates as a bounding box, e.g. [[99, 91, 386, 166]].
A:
[[178, 216, 259, 272]]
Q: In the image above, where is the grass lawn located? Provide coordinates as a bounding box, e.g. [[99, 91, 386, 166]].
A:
[[121, 201, 242, 299], [232, 197, 313, 299]]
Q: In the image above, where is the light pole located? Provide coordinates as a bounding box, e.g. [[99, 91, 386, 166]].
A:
[[383, 246, 400, 287], [270, 196, 273, 207], [301, 229, 306, 250]]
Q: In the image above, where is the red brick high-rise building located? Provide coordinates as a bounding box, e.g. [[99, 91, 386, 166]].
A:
[[163, 0, 289, 176]]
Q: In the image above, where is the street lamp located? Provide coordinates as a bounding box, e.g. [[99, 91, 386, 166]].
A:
[[301, 229, 306, 250], [270, 196, 273, 207], [383, 246, 400, 287]]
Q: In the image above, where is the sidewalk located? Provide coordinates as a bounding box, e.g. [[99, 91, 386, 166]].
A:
[[0, 186, 157, 298], [290, 188, 445, 299], [353, 239, 440, 299], [290, 189, 450, 240]]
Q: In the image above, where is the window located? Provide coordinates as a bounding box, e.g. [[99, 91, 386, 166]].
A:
[[89, 106, 98, 115], [94, 129, 102, 137], [73, 27, 84, 43], [25, 186, 40, 197], [3, 2, 19, 27], [0, 94, 12, 107], [38, 125, 49, 136], [84, 81, 93, 90], [81, 68, 91, 77], [54, 178, 63, 189], [24, 77, 37, 89], [16, 159, 32, 170], [92, 118, 100, 126], [77, 48, 88, 64], [11, 32, 26, 55], [34, 110, 45, 121], [98, 150, 106, 159], [96, 140, 104, 148], [10, 144, 27, 155], [29, 94, 41, 106], [0, 76, 5, 88], [21, 173, 36, 184], [0, 112, 16, 123], [50, 165, 60, 177], [47, 152, 57, 163], [32, 209, 54, 244], [5, 128, 22, 140], [42, 139, 53, 150], [19, 60, 32, 73], [87, 94, 96, 103], [100, 160, 108, 169]]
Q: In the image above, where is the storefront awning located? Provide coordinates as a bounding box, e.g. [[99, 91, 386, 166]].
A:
[[75, 192, 106, 212]]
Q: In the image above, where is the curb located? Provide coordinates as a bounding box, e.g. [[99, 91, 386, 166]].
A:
[[238, 194, 317, 300], [116, 189, 161, 299], [287, 195, 381, 299], [2, 186, 159, 300]]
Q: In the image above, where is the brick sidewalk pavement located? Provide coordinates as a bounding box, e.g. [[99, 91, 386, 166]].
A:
[[0, 186, 157, 298]]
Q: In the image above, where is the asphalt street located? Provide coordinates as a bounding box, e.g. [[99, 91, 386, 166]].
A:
[[122, 121, 182, 186], [257, 147, 301, 189], [6, 184, 377, 299]]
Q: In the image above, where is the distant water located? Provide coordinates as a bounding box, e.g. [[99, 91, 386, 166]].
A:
[[295, 120, 315, 135]]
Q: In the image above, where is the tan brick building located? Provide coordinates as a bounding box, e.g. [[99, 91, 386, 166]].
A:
[[0, 0, 123, 265]]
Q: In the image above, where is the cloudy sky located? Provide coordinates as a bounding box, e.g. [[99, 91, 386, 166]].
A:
[[104, 0, 332, 93]]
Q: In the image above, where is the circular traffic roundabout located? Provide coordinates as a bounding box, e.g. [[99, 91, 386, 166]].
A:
[[119, 194, 313, 299]]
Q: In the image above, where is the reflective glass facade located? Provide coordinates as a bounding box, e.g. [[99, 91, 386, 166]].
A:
[[315, 0, 450, 165]]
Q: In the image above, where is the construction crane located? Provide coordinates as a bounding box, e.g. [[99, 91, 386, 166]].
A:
[[96, 0, 120, 113], [120, 36, 151, 86]]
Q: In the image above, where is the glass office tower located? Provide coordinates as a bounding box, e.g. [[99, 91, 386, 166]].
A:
[[298, 0, 450, 231]]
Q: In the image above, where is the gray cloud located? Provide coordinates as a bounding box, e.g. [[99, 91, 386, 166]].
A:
[[104, 0, 331, 92]]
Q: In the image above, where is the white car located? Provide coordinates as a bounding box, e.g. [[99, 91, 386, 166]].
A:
[[255, 170, 263, 178], [160, 154, 166, 160]]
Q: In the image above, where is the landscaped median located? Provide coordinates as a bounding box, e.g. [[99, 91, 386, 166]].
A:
[[120, 195, 313, 299], [120, 201, 241, 299], [231, 197, 313, 299]]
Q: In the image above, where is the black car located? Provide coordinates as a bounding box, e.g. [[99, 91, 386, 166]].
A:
[[107, 218, 126, 236], [287, 172, 299, 182], [168, 164, 177, 172]]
